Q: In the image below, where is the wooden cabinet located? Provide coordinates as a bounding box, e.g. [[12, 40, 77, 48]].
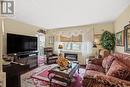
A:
[[0, 72, 6, 87], [3, 63, 29, 87], [14, 51, 38, 69]]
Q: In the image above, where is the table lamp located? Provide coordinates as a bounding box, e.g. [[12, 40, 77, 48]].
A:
[[58, 44, 63, 53]]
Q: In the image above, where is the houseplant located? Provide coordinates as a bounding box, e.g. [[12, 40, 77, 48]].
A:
[[100, 31, 115, 52]]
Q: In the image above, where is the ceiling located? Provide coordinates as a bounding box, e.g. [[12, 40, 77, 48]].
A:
[[11, 0, 130, 29]]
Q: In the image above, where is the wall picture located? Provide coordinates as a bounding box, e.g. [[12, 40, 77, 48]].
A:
[[116, 31, 124, 46]]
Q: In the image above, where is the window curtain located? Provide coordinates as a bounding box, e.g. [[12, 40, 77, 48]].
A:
[[60, 35, 82, 42], [53, 29, 93, 58], [54, 41, 60, 54], [37, 33, 45, 56], [81, 29, 93, 58]]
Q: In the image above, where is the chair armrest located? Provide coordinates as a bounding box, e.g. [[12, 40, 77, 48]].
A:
[[95, 74, 130, 87], [89, 58, 103, 66]]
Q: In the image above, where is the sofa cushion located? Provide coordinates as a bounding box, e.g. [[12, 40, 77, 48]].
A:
[[84, 70, 105, 79], [99, 49, 110, 58], [89, 58, 103, 66], [106, 60, 129, 80], [86, 64, 104, 73], [102, 55, 116, 72]]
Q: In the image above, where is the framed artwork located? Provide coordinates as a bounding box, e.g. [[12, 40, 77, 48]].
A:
[[124, 23, 130, 52], [116, 31, 124, 46]]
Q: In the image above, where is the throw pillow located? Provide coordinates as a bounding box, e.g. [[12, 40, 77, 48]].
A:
[[102, 55, 116, 73], [106, 60, 129, 80]]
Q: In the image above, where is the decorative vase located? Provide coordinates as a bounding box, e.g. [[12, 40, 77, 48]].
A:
[[56, 53, 69, 70]]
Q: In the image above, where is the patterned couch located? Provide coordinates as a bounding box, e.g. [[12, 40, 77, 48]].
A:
[[83, 53, 130, 87]]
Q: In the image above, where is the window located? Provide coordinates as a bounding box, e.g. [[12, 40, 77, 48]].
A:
[[72, 42, 81, 50], [37, 34, 45, 56], [62, 42, 81, 51]]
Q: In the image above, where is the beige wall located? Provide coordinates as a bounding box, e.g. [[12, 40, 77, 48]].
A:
[[0, 18, 41, 86], [2, 18, 41, 54], [0, 18, 2, 72], [46, 22, 114, 47], [94, 23, 114, 34], [46, 22, 114, 64], [47, 22, 114, 34], [0, 18, 6, 87], [114, 5, 130, 53]]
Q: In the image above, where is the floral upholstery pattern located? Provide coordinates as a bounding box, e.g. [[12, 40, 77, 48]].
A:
[[95, 74, 130, 87], [102, 55, 116, 72], [106, 60, 129, 80], [89, 58, 103, 66], [84, 70, 105, 78], [83, 53, 130, 87], [86, 64, 104, 73]]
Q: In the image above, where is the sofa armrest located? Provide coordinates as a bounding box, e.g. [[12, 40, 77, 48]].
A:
[[86, 64, 104, 72], [95, 74, 130, 87], [89, 58, 103, 66]]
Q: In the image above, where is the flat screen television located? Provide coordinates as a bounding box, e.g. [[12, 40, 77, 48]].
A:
[[7, 33, 37, 54]]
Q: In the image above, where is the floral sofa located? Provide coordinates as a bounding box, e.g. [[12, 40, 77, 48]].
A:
[[82, 53, 130, 87]]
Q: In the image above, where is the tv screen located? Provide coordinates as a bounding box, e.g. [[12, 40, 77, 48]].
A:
[[7, 33, 37, 54]]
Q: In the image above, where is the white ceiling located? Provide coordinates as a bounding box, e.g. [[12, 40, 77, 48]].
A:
[[11, 0, 130, 29]]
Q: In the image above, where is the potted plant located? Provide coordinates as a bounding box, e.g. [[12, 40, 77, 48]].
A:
[[100, 31, 115, 52]]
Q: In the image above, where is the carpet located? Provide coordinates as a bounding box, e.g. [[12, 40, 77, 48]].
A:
[[21, 64, 85, 87]]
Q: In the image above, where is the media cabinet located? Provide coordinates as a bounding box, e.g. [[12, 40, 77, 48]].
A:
[[9, 51, 38, 69], [3, 63, 29, 87], [3, 51, 38, 87]]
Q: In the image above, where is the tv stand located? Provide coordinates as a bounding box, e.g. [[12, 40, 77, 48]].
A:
[[11, 51, 38, 69], [3, 63, 29, 87]]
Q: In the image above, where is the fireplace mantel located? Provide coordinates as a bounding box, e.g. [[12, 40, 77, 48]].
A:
[[62, 50, 81, 54], [61, 50, 84, 64], [64, 53, 78, 61]]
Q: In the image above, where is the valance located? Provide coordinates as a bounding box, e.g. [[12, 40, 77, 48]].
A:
[[60, 35, 82, 42]]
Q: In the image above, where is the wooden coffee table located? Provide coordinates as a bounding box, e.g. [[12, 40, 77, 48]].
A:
[[48, 62, 79, 86]]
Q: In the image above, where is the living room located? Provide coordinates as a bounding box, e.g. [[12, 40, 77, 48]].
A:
[[0, 0, 130, 87]]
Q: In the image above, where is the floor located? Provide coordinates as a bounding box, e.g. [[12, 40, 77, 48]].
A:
[[21, 63, 85, 87]]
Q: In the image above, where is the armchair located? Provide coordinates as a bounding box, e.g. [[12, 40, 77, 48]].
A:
[[44, 47, 58, 64]]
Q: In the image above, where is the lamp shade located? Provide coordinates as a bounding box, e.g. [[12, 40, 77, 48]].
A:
[[93, 42, 97, 48], [58, 44, 63, 49]]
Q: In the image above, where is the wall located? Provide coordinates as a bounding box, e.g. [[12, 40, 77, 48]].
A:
[[114, 5, 130, 53], [0, 18, 6, 87], [3, 18, 41, 54], [46, 22, 114, 47], [0, 18, 2, 72], [46, 22, 114, 64], [0, 18, 41, 87]]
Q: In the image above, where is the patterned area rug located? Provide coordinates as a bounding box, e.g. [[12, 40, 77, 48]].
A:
[[21, 64, 85, 87]]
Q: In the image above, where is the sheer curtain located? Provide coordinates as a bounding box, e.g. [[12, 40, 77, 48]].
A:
[[53, 29, 94, 64], [81, 29, 93, 59], [54, 41, 60, 54], [37, 33, 45, 56]]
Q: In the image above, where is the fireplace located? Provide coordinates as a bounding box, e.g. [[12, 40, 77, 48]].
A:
[[64, 53, 78, 61]]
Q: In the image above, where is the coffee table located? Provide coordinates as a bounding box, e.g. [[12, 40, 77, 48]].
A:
[[48, 62, 79, 86]]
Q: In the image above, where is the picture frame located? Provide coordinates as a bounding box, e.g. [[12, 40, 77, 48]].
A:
[[116, 31, 124, 46], [124, 23, 130, 52]]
